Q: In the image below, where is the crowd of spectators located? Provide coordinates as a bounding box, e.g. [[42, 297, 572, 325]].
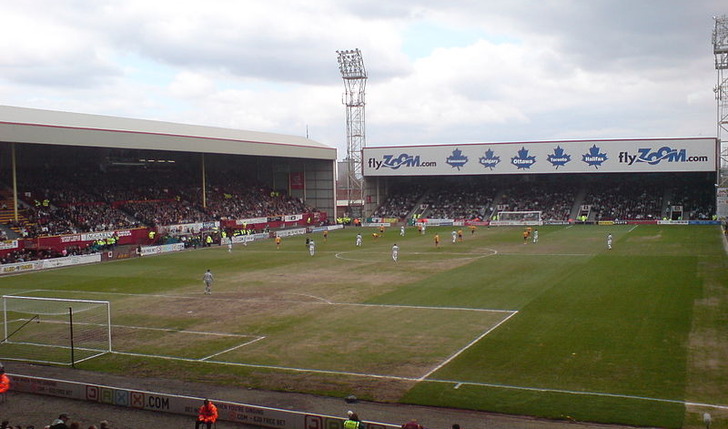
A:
[[0, 244, 98, 265], [582, 179, 664, 221], [420, 183, 498, 220], [0, 166, 718, 244], [195, 175, 310, 221], [667, 177, 716, 220], [372, 175, 715, 222], [371, 184, 426, 219], [11, 203, 139, 239], [0, 167, 313, 239], [120, 200, 211, 227], [372, 178, 577, 221], [497, 180, 575, 221]]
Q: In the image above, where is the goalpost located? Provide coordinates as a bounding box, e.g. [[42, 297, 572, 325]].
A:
[[1, 296, 111, 366], [491, 210, 543, 226]]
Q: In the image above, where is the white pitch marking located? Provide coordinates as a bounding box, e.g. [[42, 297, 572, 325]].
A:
[[111, 324, 257, 338], [496, 253, 594, 257], [201, 336, 266, 361], [109, 350, 418, 381], [103, 349, 728, 412], [23, 289, 512, 313], [339, 302, 515, 314], [418, 311, 518, 381], [284, 293, 333, 304], [334, 249, 498, 262], [425, 377, 728, 410]]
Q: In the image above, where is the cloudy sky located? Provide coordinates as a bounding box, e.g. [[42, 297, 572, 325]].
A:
[[0, 1, 724, 159]]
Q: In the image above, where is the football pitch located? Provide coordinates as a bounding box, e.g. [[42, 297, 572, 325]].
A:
[[1, 224, 727, 428]]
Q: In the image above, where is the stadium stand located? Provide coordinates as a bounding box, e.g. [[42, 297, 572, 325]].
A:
[[369, 173, 715, 223], [0, 165, 315, 242]]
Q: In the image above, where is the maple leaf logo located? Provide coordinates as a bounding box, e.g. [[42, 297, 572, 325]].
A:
[[581, 145, 608, 168], [547, 145, 571, 169], [478, 149, 501, 170], [510, 147, 536, 169], [446, 148, 468, 170]]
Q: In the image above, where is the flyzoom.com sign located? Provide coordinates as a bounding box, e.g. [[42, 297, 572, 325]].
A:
[[362, 138, 718, 176]]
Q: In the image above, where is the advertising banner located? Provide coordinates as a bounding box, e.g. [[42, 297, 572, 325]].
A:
[[362, 138, 718, 176], [232, 233, 268, 244], [289, 172, 305, 190], [0, 254, 101, 275], [0, 240, 19, 251], [9, 374, 396, 429], [139, 243, 185, 256], [275, 228, 307, 238], [41, 228, 149, 251]]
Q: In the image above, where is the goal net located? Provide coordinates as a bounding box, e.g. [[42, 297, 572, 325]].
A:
[[1, 296, 111, 366], [491, 211, 543, 226]]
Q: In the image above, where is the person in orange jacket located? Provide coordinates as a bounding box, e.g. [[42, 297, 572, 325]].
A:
[[0, 363, 10, 403], [195, 399, 218, 429]]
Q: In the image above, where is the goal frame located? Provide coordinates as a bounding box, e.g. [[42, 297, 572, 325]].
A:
[[491, 210, 543, 226], [2, 295, 112, 366]]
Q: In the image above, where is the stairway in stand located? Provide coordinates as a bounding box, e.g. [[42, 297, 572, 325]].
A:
[[0, 190, 33, 238]]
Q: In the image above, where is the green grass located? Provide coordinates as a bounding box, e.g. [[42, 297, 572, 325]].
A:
[[0, 224, 726, 428]]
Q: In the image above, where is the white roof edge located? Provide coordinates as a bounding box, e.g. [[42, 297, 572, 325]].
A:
[[0, 105, 336, 160]]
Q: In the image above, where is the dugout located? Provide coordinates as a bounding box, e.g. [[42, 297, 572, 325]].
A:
[[0, 105, 337, 223]]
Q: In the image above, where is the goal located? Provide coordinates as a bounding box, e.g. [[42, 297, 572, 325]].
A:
[[1, 296, 111, 366], [491, 210, 543, 226]]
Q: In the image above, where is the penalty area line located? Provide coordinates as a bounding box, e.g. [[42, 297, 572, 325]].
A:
[[201, 336, 267, 361], [108, 350, 418, 381], [418, 311, 518, 381]]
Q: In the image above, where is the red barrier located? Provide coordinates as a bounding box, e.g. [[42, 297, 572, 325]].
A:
[[19, 228, 150, 253]]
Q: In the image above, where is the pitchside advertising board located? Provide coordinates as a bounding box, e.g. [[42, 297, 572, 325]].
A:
[[11, 374, 396, 429], [362, 138, 718, 176]]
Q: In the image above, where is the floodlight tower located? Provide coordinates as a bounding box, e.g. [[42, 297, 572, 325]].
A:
[[713, 15, 728, 185], [337, 49, 367, 217]]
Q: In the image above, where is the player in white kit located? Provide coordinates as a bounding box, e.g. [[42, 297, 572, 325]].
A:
[[202, 269, 214, 295]]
